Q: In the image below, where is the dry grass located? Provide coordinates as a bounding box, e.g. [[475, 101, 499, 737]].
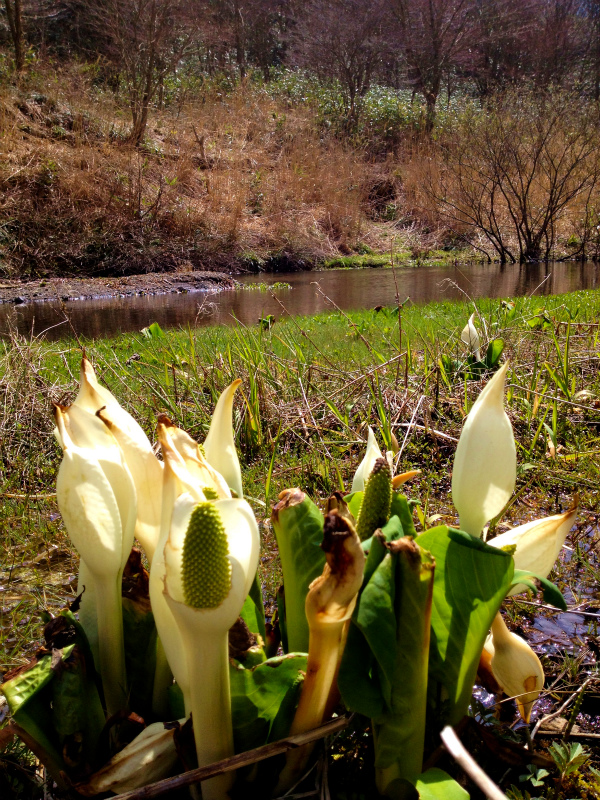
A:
[[0, 63, 404, 279]]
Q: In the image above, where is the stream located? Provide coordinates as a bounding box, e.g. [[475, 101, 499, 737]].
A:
[[2, 261, 600, 341]]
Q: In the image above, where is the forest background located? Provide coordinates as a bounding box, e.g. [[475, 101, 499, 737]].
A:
[[3, 0, 600, 278]]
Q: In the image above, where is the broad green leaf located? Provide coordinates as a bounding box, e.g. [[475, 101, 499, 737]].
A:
[[362, 515, 405, 554], [271, 491, 325, 653], [2, 646, 75, 781], [141, 321, 165, 339], [338, 534, 390, 720], [415, 526, 514, 725], [390, 493, 418, 537], [2, 646, 75, 714], [50, 646, 105, 773], [373, 541, 434, 785], [511, 570, 567, 610], [240, 573, 267, 644], [340, 539, 435, 788], [230, 653, 307, 753], [415, 768, 470, 800], [345, 490, 364, 520], [485, 339, 505, 368]]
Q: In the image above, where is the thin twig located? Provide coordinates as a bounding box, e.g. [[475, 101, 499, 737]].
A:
[[109, 717, 349, 800], [510, 598, 600, 619], [440, 726, 508, 800], [531, 676, 594, 740]]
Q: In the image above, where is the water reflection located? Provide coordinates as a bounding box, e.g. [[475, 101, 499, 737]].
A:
[[1, 261, 599, 341]]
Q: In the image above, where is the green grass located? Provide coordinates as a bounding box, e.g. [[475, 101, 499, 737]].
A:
[[2, 288, 600, 795]]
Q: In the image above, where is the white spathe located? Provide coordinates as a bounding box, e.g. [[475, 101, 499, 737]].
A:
[[452, 362, 516, 537], [55, 404, 136, 716], [351, 427, 383, 493], [204, 379, 244, 498], [484, 613, 544, 723], [488, 506, 577, 594], [162, 494, 259, 800], [461, 313, 481, 361]]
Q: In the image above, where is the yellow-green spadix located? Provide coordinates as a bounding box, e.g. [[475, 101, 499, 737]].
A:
[[452, 361, 516, 537], [461, 313, 481, 361], [484, 613, 544, 723], [150, 420, 208, 716], [54, 403, 136, 716], [489, 504, 577, 594], [204, 379, 243, 498], [162, 491, 259, 800]]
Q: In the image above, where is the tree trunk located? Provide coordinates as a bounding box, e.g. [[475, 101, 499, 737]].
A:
[[4, 0, 25, 72]]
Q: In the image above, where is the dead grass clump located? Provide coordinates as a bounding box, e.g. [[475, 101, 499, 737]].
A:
[[0, 65, 416, 278]]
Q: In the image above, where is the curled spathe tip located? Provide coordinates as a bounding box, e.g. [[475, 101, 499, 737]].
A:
[[204, 379, 243, 498], [489, 501, 578, 593]]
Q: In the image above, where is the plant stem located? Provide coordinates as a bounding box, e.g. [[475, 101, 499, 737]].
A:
[[184, 629, 234, 800], [152, 638, 175, 719], [95, 572, 128, 717], [275, 622, 344, 794]]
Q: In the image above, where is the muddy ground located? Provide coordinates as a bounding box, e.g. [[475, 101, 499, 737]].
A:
[[0, 270, 238, 305]]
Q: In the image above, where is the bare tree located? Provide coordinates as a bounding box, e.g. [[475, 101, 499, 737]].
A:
[[470, 0, 537, 96], [94, 0, 192, 145], [435, 92, 600, 262], [290, 0, 389, 128], [391, 0, 475, 131]]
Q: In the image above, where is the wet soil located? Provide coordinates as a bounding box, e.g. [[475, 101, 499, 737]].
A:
[[0, 270, 237, 305]]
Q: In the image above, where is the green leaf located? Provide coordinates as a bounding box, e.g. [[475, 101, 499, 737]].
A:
[[340, 539, 435, 789], [240, 572, 267, 644], [271, 491, 325, 653], [373, 542, 435, 786], [390, 493, 418, 537], [415, 768, 470, 800], [485, 339, 505, 368], [140, 321, 165, 339], [230, 653, 307, 753], [511, 570, 567, 611], [415, 526, 514, 725], [50, 646, 105, 773], [345, 490, 364, 520], [3, 646, 75, 781]]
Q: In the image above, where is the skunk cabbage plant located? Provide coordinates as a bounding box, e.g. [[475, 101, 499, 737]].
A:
[[54, 403, 136, 716], [162, 492, 259, 799], [461, 313, 481, 361], [452, 361, 517, 537]]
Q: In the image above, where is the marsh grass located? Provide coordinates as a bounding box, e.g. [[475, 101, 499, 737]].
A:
[[2, 289, 600, 795]]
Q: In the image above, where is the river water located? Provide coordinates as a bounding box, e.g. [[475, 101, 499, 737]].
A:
[[2, 261, 600, 341]]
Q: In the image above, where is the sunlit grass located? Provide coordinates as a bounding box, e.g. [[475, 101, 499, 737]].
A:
[[2, 288, 600, 677]]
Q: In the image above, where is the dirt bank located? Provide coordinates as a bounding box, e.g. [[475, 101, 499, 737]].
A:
[[0, 270, 237, 305]]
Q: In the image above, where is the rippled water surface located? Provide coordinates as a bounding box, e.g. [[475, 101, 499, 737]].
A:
[[2, 261, 600, 341]]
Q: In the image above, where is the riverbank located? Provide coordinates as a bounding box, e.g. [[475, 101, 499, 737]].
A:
[[0, 269, 236, 304]]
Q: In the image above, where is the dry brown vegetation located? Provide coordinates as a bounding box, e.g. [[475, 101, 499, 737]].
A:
[[2, 61, 600, 279], [0, 63, 405, 279]]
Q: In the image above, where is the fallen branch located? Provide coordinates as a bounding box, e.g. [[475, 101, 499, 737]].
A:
[[441, 726, 508, 800], [108, 716, 349, 800]]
